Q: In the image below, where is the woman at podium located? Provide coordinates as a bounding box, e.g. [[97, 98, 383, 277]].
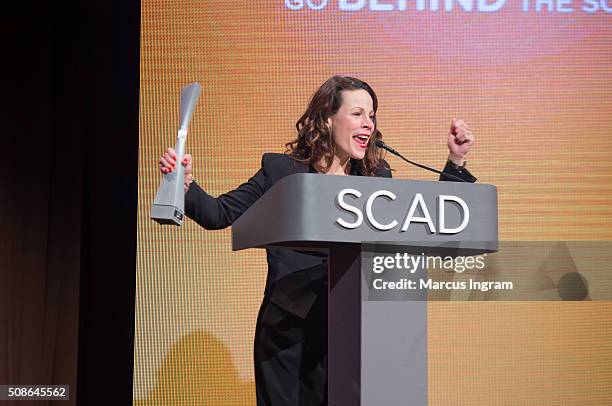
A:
[[158, 76, 476, 405]]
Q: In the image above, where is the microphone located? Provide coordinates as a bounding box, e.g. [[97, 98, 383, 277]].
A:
[[375, 139, 468, 183]]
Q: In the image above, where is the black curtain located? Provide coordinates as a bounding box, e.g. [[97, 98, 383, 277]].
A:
[[2, 1, 140, 405]]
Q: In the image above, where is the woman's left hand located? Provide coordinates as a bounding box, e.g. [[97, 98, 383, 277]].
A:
[[447, 118, 475, 165]]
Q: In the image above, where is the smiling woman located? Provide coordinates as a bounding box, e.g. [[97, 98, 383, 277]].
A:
[[157, 75, 476, 405], [285, 76, 386, 176]]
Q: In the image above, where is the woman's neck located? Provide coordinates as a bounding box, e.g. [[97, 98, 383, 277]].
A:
[[321, 154, 350, 175]]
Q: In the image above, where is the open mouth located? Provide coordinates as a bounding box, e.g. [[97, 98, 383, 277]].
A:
[[353, 134, 369, 149]]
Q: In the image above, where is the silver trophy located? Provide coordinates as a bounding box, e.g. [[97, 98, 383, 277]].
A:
[[151, 82, 202, 225]]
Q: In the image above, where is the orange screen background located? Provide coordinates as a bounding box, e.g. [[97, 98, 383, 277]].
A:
[[135, 1, 612, 404]]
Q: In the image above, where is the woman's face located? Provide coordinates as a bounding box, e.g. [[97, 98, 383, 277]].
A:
[[328, 89, 375, 162]]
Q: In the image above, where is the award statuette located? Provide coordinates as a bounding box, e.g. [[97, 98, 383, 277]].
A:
[[151, 83, 202, 225]]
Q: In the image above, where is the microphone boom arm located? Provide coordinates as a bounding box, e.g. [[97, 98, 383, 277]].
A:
[[375, 140, 467, 183]]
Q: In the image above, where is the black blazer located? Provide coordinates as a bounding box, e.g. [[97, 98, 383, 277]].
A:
[[185, 153, 475, 317]]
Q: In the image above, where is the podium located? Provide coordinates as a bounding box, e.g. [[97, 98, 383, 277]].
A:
[[232, 173, 498, 406]]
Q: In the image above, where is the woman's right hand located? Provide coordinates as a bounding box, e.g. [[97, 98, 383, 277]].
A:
[[159, 147, 194, 190]]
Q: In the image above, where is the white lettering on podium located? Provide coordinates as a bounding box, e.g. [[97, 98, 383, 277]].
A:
[[438, 195, 470, 234], [336, 188, 363, 229], [335, 189, 470, 233], [365, 190, 398, 230], [400, 193, 436, 233]]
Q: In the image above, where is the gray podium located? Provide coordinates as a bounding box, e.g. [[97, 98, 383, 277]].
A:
[[232, 173, 498, 406]]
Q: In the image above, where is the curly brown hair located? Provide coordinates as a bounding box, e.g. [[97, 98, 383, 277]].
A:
[[286, 76, 387, 176]]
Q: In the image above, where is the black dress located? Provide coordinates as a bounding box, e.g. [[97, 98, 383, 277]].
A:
[[184, 153, 475, 405]]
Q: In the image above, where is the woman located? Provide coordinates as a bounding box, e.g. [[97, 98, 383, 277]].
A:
[[159, 76, 476, 405]]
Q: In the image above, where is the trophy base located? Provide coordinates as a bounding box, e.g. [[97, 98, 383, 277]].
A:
[[151, 204, 184, 226]]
